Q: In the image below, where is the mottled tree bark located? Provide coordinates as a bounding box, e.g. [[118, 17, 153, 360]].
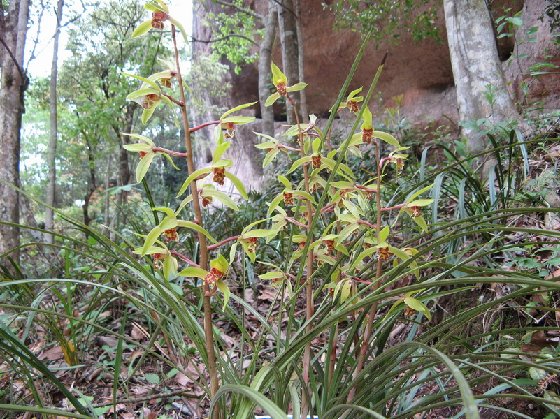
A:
[[443, 0, 520, 160], [82, 135, 97, 229], [258, 3, 277, 137], [46, 0, 65, 244], [113, 102, 135, 227], [0, 0, 30, 265], [294, 0, 308, 123], [277, 0, 300, 124]]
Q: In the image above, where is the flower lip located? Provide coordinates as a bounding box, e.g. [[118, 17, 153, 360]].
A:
[[213, 167, 225, 185], [312, 154, 322, 169], [163, 228, 179, 242], [202, 196, 213, 207], [347, 101, 360, 113], [151, 11, 168, 29], [283, 191, 294, 206], [378, 246, 391, 261], [276, 81, 287, 97], [362, 127, 374, 144], [409, 206, 421, 217]]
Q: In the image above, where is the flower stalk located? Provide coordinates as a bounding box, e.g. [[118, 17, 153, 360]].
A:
[[288, 94, 314, 417], [349, 138, 383, 402], [171, 24, 219, 408]]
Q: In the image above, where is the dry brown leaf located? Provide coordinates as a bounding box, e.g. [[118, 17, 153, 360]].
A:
[[131, 323, 146, 340], [243, 289, 254, 303], [258, 286, 278, 301], [39, 345, 63, 361], [96, 336, 118, 347], [107, 403, 126, 413], [131, 385, 151, 396], [175, 372, 191, 386]]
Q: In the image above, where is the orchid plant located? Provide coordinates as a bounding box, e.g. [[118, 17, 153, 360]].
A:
[[125, 1, 433, 416]]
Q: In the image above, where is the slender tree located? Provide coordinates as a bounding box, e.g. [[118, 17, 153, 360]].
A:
[[443, 0, 521, 163], [258, 3, 277, 137], [0, 0, 30, 265], [45, 0, 65, 244], [276, 0, 300, 124], [294, 0, 307, 123]]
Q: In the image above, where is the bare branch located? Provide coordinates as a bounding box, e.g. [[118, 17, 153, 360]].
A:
[[212, 0, 263, 21], [190, 34, 258, 46], [25, 0, 46, 68]]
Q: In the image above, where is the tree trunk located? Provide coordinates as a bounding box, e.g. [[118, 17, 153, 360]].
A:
[[294, 0, 308, 123], [258, 3, 277, 137], [83, 135, 97, 229], [45, 0, 65, 244], [104, 156, 111, 231], [277, 0, 300, 124], [115, 102, 135, 227], [443, 0, 520, 159], [0, 0, 30, 265]]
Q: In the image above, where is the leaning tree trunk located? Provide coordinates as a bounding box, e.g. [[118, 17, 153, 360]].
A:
[[0, 0, 30, 265], [443, 0, 520, 161], [45, 0, 65, 244], [258, 3, 277, 137], [277, 0, 300, 124]]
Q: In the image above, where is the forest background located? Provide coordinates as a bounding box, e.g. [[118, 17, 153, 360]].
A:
[[1, 0, 560, 417]]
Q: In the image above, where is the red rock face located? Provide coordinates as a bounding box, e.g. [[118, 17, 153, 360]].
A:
[[503, 0, 560, 114], [191, 0, 558, 191], [294, 1, 456, 122], [213, 0, 554, 126]]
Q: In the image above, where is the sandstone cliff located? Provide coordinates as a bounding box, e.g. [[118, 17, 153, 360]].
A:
[[190, 0, 559, 191]]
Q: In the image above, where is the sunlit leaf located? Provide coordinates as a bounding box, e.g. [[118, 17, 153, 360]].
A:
[[259, 271, 285, 280], [135, 153, 155, 183], [225, 171, 248, 199], [163, 254, 178, 280], [203, 189, 239, 211], [124, 143, 152, 152], [178, 266, 208, 279], [287, 156, 312, 174], [265, 92, 281, 107], [177, 167, 213, 197], [132, 20, 153, 38], [271, 62, 287, 85], [210, 254, 229, 273], [176, 221, 217, 243], [216, 280, 231, 310], [141, 105, 157, 125], [404, 296, 432, 320], [373, 130, 400, 147], [213, 141, 231, 163], [122, 133, 154, 144], [286, 82, 307, 92], [141, 226, 164, 256], [221, 116, 255, 125], [123, 73, 160, 90], [126, 87, 158, 101], [263, 149, 279, 167], [221, 102, 257, 119]]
